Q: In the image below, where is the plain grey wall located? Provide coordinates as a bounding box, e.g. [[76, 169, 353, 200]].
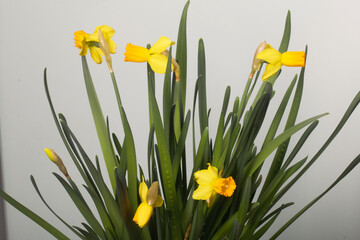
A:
[[1, 0, 360, 239]]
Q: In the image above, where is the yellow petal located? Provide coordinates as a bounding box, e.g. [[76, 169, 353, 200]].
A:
[[87, 25, 115, 42], [133, 202, 154, 228], [256, 44, 282, 64], [147, 53, 169, 74], [139, 178, 148, 202], [150, 36, 174, 54], [194, 164, 219, 185], [213, 176, 237, 197], [192, 185, 214, 200], [153, 195, 163, 207], [107, 39, 117, 54], [208, 163, 220, 178], [281, 51, 305, 67], [88, 46, 103, 64], [262, 61, 282, 81], [124, 43, 149, 62]]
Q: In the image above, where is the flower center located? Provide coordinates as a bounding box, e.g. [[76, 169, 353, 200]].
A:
[[74, 30, 89, 49], [213, 176, 236, 197]]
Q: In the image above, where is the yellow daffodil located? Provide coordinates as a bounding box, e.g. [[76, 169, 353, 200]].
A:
[[133, 178, 163, 228], [124, 36, 175, 74], [192, 163, 236, 207], [73, 25, 116, 64], [256, 44, 305, 81]]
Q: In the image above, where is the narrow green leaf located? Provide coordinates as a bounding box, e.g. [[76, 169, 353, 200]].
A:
[[173, 110, 191, 181], [176, 0, 190, 107], [270, 154, 360, 240], [262, 75, 297, 146], [212, 86, 231, 168], [81, 56, 117, 193], [0, 189, 70, 240], [163, 47, 173, 144], [278, 10, 292, 53], [251, 212, 280, 240], [273, 91, 360, 205], [44, 69, 89, 188], [237, 176, 252, 229], [263, 62, 305, 191], [60, 120, 127, 239], [198, 38, 208, 133], [30, 176, 85, 239], [187, 127, 209, 195], [148, 79, 182, 239], [53, 173, 106, 240], [244, 113, 328, 177]]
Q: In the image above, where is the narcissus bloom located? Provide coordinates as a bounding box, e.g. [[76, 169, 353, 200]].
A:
[[124, 36, 175, 74], [256, 44, 305, 81], [133, 178, 163, 228], [193, 163, 236, 207], [73, 25, 116, 64]]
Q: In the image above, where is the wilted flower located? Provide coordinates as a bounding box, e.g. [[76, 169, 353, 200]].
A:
[[256, 44, 305, 81]]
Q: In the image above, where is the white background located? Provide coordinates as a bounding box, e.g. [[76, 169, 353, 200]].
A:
[[1, 0, 360, 239]]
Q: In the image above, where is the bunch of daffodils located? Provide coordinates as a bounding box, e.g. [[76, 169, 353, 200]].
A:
[[1, 2, 360, 240]]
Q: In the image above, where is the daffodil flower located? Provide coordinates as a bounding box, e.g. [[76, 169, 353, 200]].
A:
[[73, 25, 116, 64], [256, 44, 305, 81], [192, 163, 236, 207], [133, 178, 163, 228], [124, 36, 175, 74]]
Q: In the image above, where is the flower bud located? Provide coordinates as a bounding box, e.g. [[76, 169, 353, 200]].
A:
[[98, 28, 113, 72], [249, 41, 267, 78], [146, 181, 159, 206], [44, 148, 69, 178]]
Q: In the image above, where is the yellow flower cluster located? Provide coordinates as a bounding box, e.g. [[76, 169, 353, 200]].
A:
[[74, 26, 175, 74], [71, 25, 307, 229]]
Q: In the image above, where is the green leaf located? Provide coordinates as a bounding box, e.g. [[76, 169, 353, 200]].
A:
[[163, 47, 173, 144], [176, 0, 190, 107], [198, 38, 208, 134], [0, 189, 70, 240], [212, 86, 231, 168], [53, 173, 106, 240], [148, 78, 182, 239], [278, 10, 292, 53], [173, 110, 191, 181], [60, 119, 127, 239], [44, 69, 90, 188], [244, 113, 328, 178], [81, 56, 117, 193], [30, 176, 86, 239], [187, 127, 209, 195], [263, 61, 305, 191], [273, 90, 360, 205], [270, 154, 360, 240], [237, 176, 252, 229]]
